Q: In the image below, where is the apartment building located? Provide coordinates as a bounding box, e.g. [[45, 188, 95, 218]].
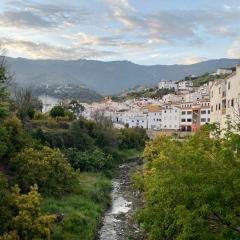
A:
[[210, 65, 240, 129], [161, 105, 181, 130], [181, 100, 211, 132]]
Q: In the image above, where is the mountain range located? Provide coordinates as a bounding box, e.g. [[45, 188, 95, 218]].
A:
[[6, 57, 240, 95]]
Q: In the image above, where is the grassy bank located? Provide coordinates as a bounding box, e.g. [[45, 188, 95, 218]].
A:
[[41, 173, 111, 240], [117, 148, 143, 162], [41, 149, 143, 240]]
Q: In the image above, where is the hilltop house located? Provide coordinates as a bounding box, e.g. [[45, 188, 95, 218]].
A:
[[178, 80, 193, 91], [158, 80, 178, 91]]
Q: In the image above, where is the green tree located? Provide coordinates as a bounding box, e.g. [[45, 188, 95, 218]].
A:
[[0, 56, 10, 120], [67, 100, 85, 116], [65, 147, 114, 172], [10, 147, 77, 196], [119, 127, 148, 149], [0, 173, 12, 235], [1, 185, 55, 240], [50, 106, 65, 118], [138, 127, 240, 239], [13, 88, 42, 123]]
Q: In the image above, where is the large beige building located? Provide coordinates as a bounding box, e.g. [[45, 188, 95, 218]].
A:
[[210, 65, 240, 129]]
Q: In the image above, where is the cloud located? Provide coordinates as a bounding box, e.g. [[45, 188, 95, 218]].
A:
[[180, 56, 208, 65], [63, 32, 147, 50], [0, 1, 91, 29], [227, 40, 240, 58], [101, 0, 136, 12], [0, 10, 55, 28], [1, 38, 116, 60], [108, 6, 240, 45]]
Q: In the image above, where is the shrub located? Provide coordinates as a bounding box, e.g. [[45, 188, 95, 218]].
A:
[[1, 185, 56, 240], [0, 174, 12, 234], [65, 147, 114, 173], [10, 147, 77, 196], [50, 106, 65, 118], [119, 127, 148, 149]]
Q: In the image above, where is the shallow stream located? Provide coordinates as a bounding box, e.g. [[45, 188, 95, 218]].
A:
[[97, 160, 144, 240]]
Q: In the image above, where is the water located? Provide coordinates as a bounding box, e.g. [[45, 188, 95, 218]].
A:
[[98, 161, 144, 240]]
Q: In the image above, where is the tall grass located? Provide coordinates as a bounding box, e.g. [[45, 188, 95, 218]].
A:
[[42, 173, 111, 240]]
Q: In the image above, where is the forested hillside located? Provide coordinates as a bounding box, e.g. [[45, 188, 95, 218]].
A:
[[7, 57, 240, 94]]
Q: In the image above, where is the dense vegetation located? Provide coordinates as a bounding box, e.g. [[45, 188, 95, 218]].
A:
[[190, 72, 231, 87], [135, 125, 240, 239], [114, 87, 175, 101], [0, 57, 147, 239]]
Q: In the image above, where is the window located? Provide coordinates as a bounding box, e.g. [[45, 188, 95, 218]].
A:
[[187, 111, 192, 115], [201, 118, 206, 122], [187, 118, 191, 122], [228, 81, 231, 90], [182, 111, 186, 115], [211, 106, 213, 112], [208, 118, 210, 122], [219, 87, 221, 94], [216, 105, 218, 111], [231, 99, 234, 107], [228, 100, 230, 108], [201, 110, 206, 114], [219, 104, 221, 110], [181, 119, 186, 122], [208, 110, 210, 114], [212, 91, 214, 98]]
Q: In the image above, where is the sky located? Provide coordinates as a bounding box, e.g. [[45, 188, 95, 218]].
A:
[[0, 0, 240, 65]]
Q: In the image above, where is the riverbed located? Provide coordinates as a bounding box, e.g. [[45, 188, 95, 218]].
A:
[[97, 160, 144, 240]]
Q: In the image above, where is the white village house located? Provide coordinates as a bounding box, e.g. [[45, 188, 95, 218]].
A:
[[210, 65, 240, 130]]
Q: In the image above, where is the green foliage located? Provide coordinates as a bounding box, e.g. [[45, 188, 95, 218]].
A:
[[65, 147, 114, 173], [42, 173, 111, 240], [1, 116, 35, 162], [67, 100, 85, 116], [1, 184, 55, 240], [115, 87, 175, 101], [119, 127, 148, 149], [0, 127, 9, 160], [0, 174, 12, 234], [10, 147, 77, 196], [50, 106, 65, 118], [0, 63, 9, 119], [138, 126, 240, 239], [191, 72, 230, 87], [14, 89, 43, 123]]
